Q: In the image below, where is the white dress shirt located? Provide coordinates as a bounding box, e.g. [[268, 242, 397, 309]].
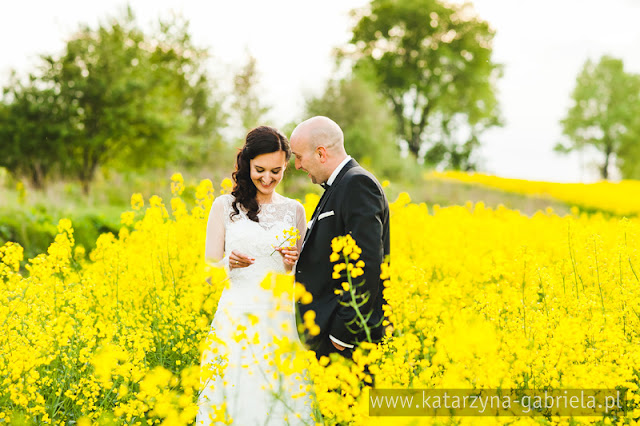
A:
[[326, 155, 352, 187]]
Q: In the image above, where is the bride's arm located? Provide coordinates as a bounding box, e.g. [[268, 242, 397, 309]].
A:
[[204, 196, 229, 272]]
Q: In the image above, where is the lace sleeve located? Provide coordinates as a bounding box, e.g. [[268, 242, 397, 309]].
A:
[[295, 201, 307, 254], [205, 195, 228, 270]]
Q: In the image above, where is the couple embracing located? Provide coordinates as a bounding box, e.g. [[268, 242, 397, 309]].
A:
[[197, 116, 390, 425]]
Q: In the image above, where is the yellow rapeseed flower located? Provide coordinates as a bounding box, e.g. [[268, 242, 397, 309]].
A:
[[1, 175, 640, 425], [220, 178, 233, 194], [130, 193, 144, 210]]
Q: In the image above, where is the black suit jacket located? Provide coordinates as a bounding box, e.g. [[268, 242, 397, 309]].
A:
[[296, 159, 390, 357]]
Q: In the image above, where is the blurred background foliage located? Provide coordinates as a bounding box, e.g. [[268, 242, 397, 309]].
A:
[[555, 55, 640, 180], [1, 0, 639, 259]]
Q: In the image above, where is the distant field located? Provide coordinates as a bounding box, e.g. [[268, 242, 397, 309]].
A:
[[430, 171, 640, 217]]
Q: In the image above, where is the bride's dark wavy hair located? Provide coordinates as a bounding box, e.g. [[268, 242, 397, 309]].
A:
[[230, 126, 291, 222]]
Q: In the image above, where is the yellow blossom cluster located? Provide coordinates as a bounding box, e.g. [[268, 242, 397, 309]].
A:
[[330, 235, 365, 288], [170, 173, 186, 197], [271, 226, 301, 255], [0, 179, 224, 424], [220, 178, 233, 195], [429, 170, 640, 216], [1, 176, 640, 425]]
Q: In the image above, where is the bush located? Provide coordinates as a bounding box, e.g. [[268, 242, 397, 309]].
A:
[[0, 206, 119, 263]]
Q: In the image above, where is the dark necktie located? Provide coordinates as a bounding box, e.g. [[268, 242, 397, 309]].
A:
[[320, 182, 330, 190]]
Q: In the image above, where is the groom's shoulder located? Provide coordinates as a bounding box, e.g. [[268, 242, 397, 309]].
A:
[[340, 165, 389, 209], [342, 164, 383, 189]]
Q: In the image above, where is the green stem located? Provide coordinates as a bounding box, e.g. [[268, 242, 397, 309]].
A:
[[345, 254, 372, 343], [537, 270, 549, 319], [567, 223, 581, 298], [625, 230, 640, 284], [593, 238, 606, 318], [521, 253, 527, 338], [619, 253, 627, 339]]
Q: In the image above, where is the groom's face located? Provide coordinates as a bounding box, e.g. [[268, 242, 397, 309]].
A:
[[291, 139, 323, 184]]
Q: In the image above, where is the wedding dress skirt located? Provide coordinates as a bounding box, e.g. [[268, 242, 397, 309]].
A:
[[196, 195, 314, 425]]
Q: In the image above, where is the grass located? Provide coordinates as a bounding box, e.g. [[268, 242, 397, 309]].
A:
[[408, 178, 572, 217]]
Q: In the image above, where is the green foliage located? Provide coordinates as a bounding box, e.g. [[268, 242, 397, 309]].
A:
[[0, 74, 68, 189], [345, 0, 502, 169], [231, 55, 270, 134], [0, 205, 119, 263], [305, 72, 418, 181], [619, 129, 640, 179], [557, 55, 640, 179], [0, 9, 226, 194], [174, 73, 230, 171]]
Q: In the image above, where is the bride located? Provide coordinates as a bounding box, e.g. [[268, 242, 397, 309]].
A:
[[196, 126, 314, 425]]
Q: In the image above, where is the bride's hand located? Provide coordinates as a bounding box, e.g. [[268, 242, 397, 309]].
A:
[[276, 246, 299, 268], [229, 250, 254, 269]]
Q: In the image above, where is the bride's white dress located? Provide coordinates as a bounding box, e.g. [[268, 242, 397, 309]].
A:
[[196, 193, 314, 425]]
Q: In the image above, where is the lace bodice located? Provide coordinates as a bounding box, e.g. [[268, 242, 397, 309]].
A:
[[205, 193, 306, 302]]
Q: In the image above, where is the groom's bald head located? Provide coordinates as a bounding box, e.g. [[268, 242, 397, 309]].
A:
[[290, 116, 348, 185], [291, 116, 346, 155]]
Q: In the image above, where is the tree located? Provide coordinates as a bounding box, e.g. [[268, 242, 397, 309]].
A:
[[345, 0, 502, 169], [54, 11, 227, 193], [173, 73, 229, 170], [0, 9, 226, 193], [0, 74, 68, 189], [557, 56, 640, 180], [305, 71, 413, 180], [231, 55, 270, 135], [140, 16, 228, 170], [618, 119, 640, 179]]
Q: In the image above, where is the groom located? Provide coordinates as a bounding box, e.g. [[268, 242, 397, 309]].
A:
[[290, 116, 390, 360]]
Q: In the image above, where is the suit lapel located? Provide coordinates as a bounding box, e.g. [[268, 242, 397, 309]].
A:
[[304, 186, 332, 241], [302, 159, 359, 247]]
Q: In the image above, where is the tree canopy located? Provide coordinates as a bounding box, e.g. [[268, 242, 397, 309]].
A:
[[557, 55, 640, 180], [0, 10, 226, 193], [345, 0, 502, 170], [231, 55, 270, 136], [305, 71, 412, 180]]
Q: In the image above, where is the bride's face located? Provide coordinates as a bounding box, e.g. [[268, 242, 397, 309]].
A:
[[249, 150, 287, 196]]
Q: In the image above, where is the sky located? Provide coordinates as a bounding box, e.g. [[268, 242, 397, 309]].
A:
[[2, 0, 640, 183]]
